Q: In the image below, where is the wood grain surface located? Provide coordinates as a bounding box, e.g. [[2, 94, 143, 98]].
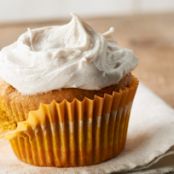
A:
[[0, 13, 174, 107]]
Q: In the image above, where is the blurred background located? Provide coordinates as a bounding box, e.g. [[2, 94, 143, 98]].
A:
[[0, 0, 174, 22], [0, 0, 174, 107]]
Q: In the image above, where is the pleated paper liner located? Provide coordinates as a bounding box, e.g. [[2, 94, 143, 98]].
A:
[[0, 101, 17, 138], [6, 77, 138, 167]]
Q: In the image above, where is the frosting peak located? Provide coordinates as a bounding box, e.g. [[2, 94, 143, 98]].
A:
[[0, 14, 137, 95], [19, 15, 90, 51]]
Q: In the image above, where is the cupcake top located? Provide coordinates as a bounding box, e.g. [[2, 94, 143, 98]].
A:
[[0, 14, 137, 95]]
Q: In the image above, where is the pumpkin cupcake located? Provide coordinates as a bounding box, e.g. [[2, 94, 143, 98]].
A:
[[0, 14, 138, 167]]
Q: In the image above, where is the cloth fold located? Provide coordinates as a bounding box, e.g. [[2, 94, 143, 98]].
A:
[[0, 83, 174, 174]]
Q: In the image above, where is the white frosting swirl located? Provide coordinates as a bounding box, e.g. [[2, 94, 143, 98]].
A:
[[0, 14, 137, 95]]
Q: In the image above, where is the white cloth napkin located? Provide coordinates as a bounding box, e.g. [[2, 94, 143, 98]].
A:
[[0, 83, 174, 174]]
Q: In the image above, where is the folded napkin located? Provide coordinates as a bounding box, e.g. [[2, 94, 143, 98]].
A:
[[0, 83, 174, 174]]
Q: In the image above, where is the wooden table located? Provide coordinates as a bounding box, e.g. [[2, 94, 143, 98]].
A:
[[0, 13, 174, 107]]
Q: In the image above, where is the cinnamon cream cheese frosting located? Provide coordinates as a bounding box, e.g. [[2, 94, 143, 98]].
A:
[[0, 14, 138, 95]]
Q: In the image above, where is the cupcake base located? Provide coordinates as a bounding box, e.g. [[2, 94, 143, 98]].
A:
[[8, 77, 138, 167]]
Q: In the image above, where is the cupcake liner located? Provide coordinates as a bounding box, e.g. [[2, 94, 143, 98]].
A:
[[7, 77, 138, 167], [0, 99, 17, 136]]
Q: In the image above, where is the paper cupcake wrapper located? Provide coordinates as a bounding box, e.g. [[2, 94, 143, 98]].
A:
[[0, 93, 32, 134], [7, 77, 138, 167], [0, 99, 17, 136]]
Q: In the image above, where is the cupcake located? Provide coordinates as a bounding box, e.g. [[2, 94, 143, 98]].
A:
[[0, 14, 138, 167]]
